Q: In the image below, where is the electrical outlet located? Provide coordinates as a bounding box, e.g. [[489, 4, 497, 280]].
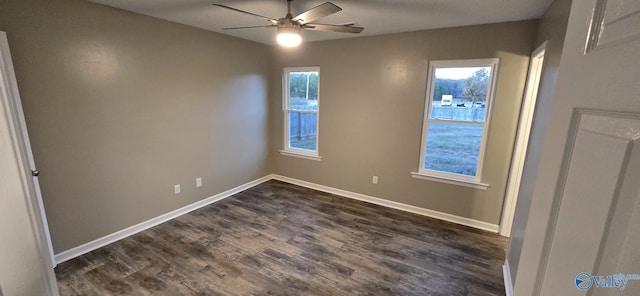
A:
[[196, 177, 202, 188], [174, 184, 181, 194], [372, 176, 378, 184]]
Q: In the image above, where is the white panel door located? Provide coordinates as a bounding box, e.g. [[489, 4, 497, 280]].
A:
[[533, 0, 640, 294], [542, 112, 640, 295], [0, 32, 59, 295]]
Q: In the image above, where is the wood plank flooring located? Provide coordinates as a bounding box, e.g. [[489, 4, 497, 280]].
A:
[[55, 180, 508, 295]]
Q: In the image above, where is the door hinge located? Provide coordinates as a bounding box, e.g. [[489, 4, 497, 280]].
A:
[[31, 169, 39, 177]]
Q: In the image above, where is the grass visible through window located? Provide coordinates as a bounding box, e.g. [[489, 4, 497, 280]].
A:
[[424, 121, 483, 176], [289, 136, 317, 151]]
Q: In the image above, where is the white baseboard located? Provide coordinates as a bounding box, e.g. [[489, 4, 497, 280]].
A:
[[503, 260, 513, 296], [54, 175, 273, 265], [56, 173, 499, 264], [271, 174, 499, 233]]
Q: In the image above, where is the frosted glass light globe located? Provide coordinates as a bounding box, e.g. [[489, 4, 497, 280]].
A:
[[277, 27, 302, 47]]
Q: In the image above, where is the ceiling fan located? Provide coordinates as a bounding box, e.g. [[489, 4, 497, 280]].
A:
[[212, 0, 364, 47]]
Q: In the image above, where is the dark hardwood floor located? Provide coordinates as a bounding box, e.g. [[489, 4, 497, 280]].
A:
[[55, 180, 508, 296]]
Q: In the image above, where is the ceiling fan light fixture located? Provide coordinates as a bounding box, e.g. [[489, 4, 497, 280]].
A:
[[277, 27, 302, 47], [214, 1, 363, 46]]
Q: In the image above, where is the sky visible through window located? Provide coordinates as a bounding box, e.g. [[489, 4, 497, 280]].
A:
[[435, 67, 486, 80]]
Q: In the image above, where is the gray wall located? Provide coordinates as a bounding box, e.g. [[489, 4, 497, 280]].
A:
[[0, 0, 270, 253], [506, 0, 572, 287], [269, 21, 537, 225]]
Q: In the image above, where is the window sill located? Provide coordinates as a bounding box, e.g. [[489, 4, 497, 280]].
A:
[[410, 172, 489, 190], [279, 150, 322, 161]]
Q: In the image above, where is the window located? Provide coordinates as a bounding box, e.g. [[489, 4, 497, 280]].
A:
[[280, 67, 321, 160], [412, 59, 499, 189]]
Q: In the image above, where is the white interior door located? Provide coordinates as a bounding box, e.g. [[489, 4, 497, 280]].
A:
[[0, 31, 59, 295], [500, 43, 546, 237], [530, 0, 640, 294]]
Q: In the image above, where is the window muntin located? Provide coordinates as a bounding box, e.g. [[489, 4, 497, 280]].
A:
[[418, 59, 499, 183], [283, 67, 320, 157]]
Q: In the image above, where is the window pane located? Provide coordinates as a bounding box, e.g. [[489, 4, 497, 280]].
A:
[[289, 71, 319, 111], [430, 67, 491, 122], [288, 111, 317, 151], [424, 121, 483, 176]]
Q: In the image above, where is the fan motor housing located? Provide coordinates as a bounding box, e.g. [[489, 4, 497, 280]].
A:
[[278, 18, 301, 30]]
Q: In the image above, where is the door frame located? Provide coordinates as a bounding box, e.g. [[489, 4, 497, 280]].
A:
[[499, 42, 547, 236], [0, 31, 59, 294]]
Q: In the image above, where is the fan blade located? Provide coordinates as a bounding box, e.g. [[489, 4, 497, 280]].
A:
[[222, 25, 277, 30], [212, 4, 278, 24], [292, 2, 342, 24], [303, 23, 364, 33]]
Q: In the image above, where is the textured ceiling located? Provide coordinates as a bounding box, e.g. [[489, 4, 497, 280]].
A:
[[90, 0, 554, 45]]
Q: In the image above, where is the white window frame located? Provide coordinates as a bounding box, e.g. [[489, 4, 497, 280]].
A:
[[412, 58, 500, 190], [279, 66, 321, 161]]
